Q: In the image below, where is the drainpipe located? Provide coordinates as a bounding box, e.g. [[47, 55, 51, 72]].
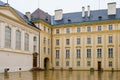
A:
[[38, 24, 40, 68]]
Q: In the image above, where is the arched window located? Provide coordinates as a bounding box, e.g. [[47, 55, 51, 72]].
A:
[[24, 33, 29, 51], [5, 26, 11, 48], [16, 30, 21, 50]]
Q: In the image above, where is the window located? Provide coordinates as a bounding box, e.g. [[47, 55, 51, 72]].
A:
[[33, 36, 37, 41], [87, 27, 91, 32], [44, 47, 46, 54], [77, 27, 81, 32], [98, 37, 102, 44], [97, 49, 102, 58], [56, 39, 59, 46], [87, 61, 91, 67], [33, 45, 36, 52], [87, 49, 91, 58], [56, 50, 60, 59], [56, 61, 59, 66], [98, 26, 102, 31], [43, 37, 46, 44], [66, 39, 70, 45], [87, 37, 91, 44], [56, 29, 59, 34], [66, 61, 69, 66], [108, 48, 113, 58], [44, 26, 46, 31], [48, 48, 50, 54], [109, 61, 112, 67], [108, 25, 113, 30], [48, 28, 50, 33], [48, 39, 50, 45], [108, 36, 113, 43], [5, 26, 11, 48], [76, 49, 81, 58], [77, 38, 80, 44], [66, 28, 70, 33], [16, 30, 21, 50], [77, 61, 80, 66], [24, 33, 29, 51], [66, 50, 70, 59]]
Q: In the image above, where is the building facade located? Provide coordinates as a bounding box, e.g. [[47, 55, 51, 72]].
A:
[[0, 2, 40, 73], [31, 2, 120, 71], [0, 1, 120, 73]]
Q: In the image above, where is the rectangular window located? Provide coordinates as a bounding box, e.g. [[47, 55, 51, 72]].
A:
[[108, 36, 113, 43], [98, 26, 102, 31], [77, 27, 81, 32], [44, 47, 46, 54], [87, 27, 91, 32], [108, 48, 113, 58], [56, 39, 59, 46], [66, 50, 70, 59], [98, 37, 102, 44], [87, 61, 91, 67], [48, 28, 50, 33], [66, 28, 70, 33], [76, 49, 81, 58], [48, 39, 50, 45], [48, 48, 50, 54], [56, 50, 60, 59], [43, 37, 46, 44], [87, 49, 91, 58], [77, 38, 80, 44], [66, 39, 70, 45], [5, 26, 11, 48], [16, 30, 21, 50], [66, 61, 69, 66], [56, 61, 59, 66], [97, 49, 102, 58], [109, 61, 112, 67], [56, 29, 59, 34], [87, 37, 91, 44], [44, 26, 46, 31], [77, 61, 80, 66], [24, 33, 29, 51], [33, 45, 36, 52], [108, 24, 113, 30]]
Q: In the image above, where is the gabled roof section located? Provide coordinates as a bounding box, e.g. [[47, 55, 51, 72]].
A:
[[52, 8, 120, 26], [31, 8, 51, 23], [0, 1, 36, 27]]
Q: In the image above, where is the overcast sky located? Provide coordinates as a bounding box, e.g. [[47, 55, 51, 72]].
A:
[[1, 0, 120, 15]]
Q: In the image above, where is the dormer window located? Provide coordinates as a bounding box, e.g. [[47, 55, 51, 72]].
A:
[[98, 16, 102, 20]]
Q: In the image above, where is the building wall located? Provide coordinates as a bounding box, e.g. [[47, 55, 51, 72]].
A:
[[52, 22, 120, 71], [0, 12, 39, 73]]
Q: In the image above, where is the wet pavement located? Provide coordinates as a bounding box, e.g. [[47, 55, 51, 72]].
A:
[[0, 71, 120, 80]]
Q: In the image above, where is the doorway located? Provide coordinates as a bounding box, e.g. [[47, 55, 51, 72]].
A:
[[33, 53, 38, 67], [98, 61, 101, 71], [44, 58, 49, 70]]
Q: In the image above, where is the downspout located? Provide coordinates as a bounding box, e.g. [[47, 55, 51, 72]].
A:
[[38, 24, 40, 68]]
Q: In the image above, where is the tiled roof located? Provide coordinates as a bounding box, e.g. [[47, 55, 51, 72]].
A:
[[31, 8, 51, 23], [51, 8, 120, 25], [0, 1, 36, 27]]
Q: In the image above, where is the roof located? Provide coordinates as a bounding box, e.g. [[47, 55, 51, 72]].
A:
[[0, 1, 36, 27], [31, 8, 51, 23], [51, 8, 120, 25]]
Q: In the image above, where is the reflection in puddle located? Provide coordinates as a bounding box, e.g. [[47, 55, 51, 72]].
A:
[[0, 71, 120, 80]]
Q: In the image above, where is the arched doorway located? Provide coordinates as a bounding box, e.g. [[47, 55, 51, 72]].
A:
[[44, 58, 49, 70], [33, 53, 38, 67]]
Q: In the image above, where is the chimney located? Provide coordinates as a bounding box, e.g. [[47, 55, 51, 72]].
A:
[[108, 2, 116, 15], [82, 7, 85, 17], [25, 12, 31, 21], [87, 5, 90, 17], [54, 9, 63, 20]]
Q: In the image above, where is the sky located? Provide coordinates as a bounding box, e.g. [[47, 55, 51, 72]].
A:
[[1, 0, 120, 15]]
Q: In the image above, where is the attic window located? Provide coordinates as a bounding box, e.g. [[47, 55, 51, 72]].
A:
[[68, 19, 71, 23], [45, 18, 48, 21], [98, 16, 102, 20]]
